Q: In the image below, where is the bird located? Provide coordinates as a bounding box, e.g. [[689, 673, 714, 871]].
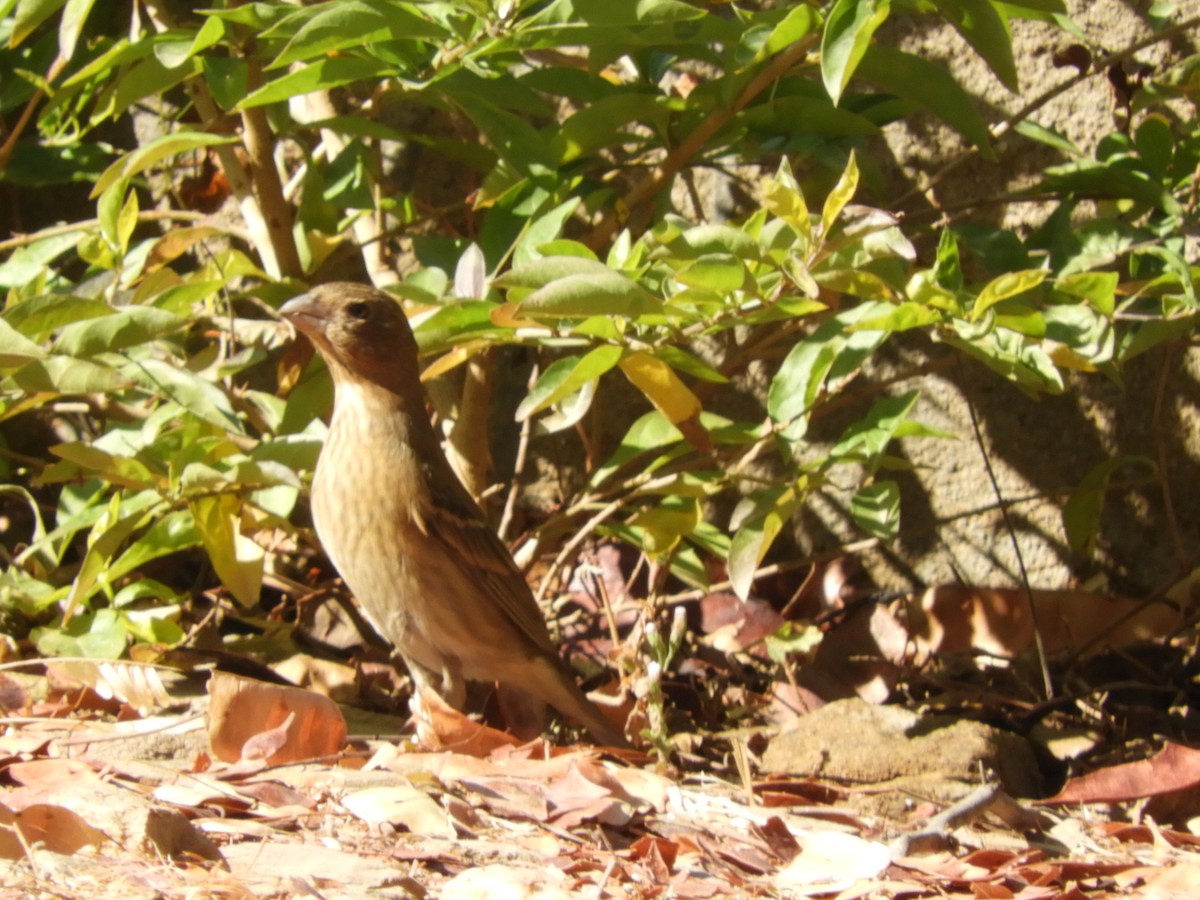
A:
[[279, 282, 627, 747]]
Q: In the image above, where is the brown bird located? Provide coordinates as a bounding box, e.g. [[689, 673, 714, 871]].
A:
[[280, 283, 627, 747]]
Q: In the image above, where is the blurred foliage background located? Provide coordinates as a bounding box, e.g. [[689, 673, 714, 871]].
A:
[[0, 0, 1196, 713]]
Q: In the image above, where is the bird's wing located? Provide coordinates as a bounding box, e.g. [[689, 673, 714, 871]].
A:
[[422, 459, 558, 656]]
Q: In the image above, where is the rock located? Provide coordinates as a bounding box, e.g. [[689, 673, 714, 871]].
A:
[[762, 698, 1042, 801]]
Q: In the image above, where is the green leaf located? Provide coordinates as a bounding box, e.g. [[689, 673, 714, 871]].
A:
[[515, 345, 624, 421], [763, 157, 812, 245], [3, 293, 112, 338], [413, 301, 499, 353], [8, 357, 129, 394], [1043, 303, 1114, 366], [934, 227, 963, 290], [590, 411, 684, 487], [768, 301, 892, 431], [1056, 273, 1118, 319], [821, 0, 891, 105], [34, 608, 128, 660], [58, 0, 97, 60], [237, 57, 393, 109], [758, 4, 820, 61], [108, 509, 200, 584], [1042, 160, 1181, 216], [971, 269, 1046, 320], [54, 306, 186, 357], [831, 389, 920, 461], [669, 224, 761, 261], [674, 254, 747, 293], [655, 345, 728, 384], [1063, 456, 1155, 556], [123, 358, 245, 433], [935, 0, 1018, 91], [455, 93, 556, 182], [499, 256, 618, 291], [551, 92, 666, 164], [848, 301, 942, 332], [61, 496, 162, 623], [514, 197, 582, 266], [1015, 119, 1083, 157], [0, 232, 83, 289], [728, 482, 804, 600], [518, 272, 662, 318], [856, 46, 993, 155], [0, 317, 49, 367], [268, 0, 443, 69], [11, 0, 66, 47], [629, 496, 701, 557], [91, 131, 237, 199], [851, 480, 900, 540]]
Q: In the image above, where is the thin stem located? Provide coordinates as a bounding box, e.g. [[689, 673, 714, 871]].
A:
[[895, 15, 1200, 210], [0, 209, 222, 254], [962, 373, 1054, 701], [585, 35, 818, 249]]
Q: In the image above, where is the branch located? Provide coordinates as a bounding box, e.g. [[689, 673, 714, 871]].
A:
[[584, 35, 819, 250], [239, 60, 302, 279], [894, 14, 1200, 210]]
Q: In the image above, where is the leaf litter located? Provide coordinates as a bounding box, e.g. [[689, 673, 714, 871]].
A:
[[2, 560, 1200, 896]]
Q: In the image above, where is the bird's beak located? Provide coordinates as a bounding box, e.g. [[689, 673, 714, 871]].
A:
[[279, 292, 323, 340]]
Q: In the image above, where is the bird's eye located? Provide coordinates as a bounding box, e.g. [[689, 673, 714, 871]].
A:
[[346, 301, 370, 321]]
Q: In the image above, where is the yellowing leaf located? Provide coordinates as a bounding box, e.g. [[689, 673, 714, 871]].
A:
[[190, 495, 263, 607], [971, 269, 1046, 321], [821, 150, 858, 237], [618, 351, 700, 424]]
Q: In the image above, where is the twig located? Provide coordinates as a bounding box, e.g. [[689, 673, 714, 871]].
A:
[[961, 372, 1054, 701], [498, 380, 535, 542], [584, 35, 819, 248], [1151, 340, 1188, 574], [0, 54, 67, 173], [889, 783, 1006, 856], [894, 14, 1200, 210], [0, 209, 238, 254]]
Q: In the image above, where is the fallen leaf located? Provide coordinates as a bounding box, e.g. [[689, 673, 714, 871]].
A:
[[206, 671, 347, 764], [906, 586, 1184, 660], [1043, 742, 1200, 805], [414, 688, 521, 755], [0, 801, 108, 857], [775, 831, 891, 893], [441, 862, 573, 900], [342, 784, 455, 837]]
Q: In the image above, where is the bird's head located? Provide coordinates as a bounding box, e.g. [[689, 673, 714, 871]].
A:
[[280, 283, 420, 390]]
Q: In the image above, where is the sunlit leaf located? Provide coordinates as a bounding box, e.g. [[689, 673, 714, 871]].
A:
[[190, 494, 263, 607], [850, 480, 900, 539], [821, 0, 891, 105]]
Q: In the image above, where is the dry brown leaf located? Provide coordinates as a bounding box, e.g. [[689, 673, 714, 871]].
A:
[[7, 757, 100, 791], [458, 774, 550, 821], [546, 762, 628, 828], [441, 862, 573, 900], [48, 660, 173, 714], [0, 672, 28, 710], [1043, 742, 1200, 806], [206, 671, 347, 764], [0, 801, 109, 857], [341, 784, 455, 837], [906, 586, 1184, 660], [413, 687, 522, 755], [774, 831, 890, 894]]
